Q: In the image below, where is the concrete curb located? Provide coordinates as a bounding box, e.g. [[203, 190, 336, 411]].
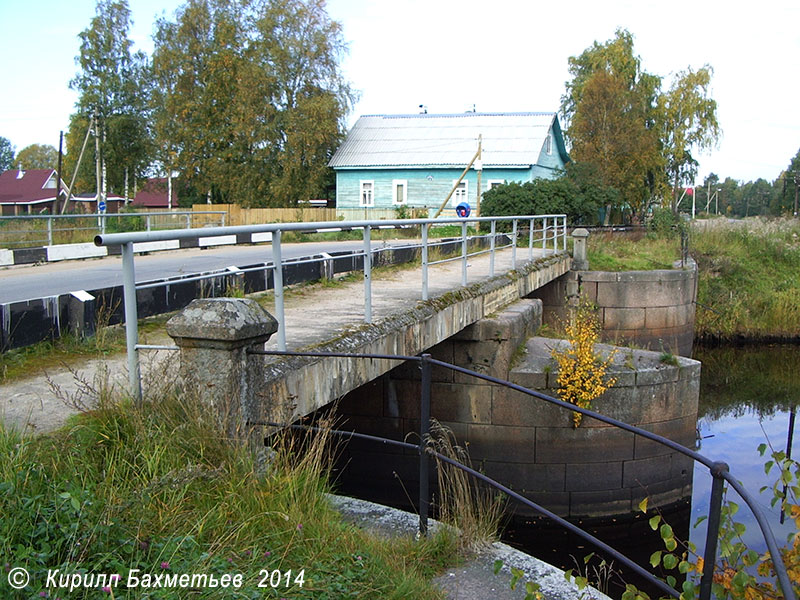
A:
[[328, 494, 610, 600]]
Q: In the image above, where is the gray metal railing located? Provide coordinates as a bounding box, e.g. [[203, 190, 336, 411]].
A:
[[93, 215, 567, 402], [0, 211, 226, 248], [251, 349, 796, 600]]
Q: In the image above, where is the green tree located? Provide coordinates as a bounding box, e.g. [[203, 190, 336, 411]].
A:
[[778, 147, 800, 217], [657, 65, 721, 213], [69, 0, 152, 199], [561, 29, 664, 224], [15, 144, 58, 170], [0, 137, 14, 172], [480, 177, 601, 226], [151, 0, 354, 207]]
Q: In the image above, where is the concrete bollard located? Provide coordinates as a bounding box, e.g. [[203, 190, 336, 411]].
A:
[[166, 298, 278, 434], [571, 228, 589, 271]]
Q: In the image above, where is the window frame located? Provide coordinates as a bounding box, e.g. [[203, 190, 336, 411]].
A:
[[451, 180, 469, 206], [359, 180, 375, 207], [392, 179, 408, 205]]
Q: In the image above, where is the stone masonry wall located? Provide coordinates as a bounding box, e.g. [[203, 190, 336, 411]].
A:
[[334, 310, 700, 520], [530, 260, 698, 357]]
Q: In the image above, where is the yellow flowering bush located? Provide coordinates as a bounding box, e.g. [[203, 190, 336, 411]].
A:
[[551, 300, 616, 427]]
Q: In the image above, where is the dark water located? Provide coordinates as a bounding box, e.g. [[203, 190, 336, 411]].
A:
[[689, 344, 800, 556]]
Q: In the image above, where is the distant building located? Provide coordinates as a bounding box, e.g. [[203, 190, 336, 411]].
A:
[[0, 168, 69, 215], [329, 112, 570, 214], [70, 192, 126, 214], [132, 178, 174, 209]]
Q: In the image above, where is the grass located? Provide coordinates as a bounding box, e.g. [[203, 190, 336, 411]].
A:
[[584, 217, 800, 340], [0, 316, 168, 384], [586, 230, 680, 271], [691, 218, 800, 340], [0, 386, 460, 599]]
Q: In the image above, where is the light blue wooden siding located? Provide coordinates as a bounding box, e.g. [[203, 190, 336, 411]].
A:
[[337, 167, 533, 209]]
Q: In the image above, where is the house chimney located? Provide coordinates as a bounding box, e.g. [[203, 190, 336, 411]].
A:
[[16, 164, 24, 179]]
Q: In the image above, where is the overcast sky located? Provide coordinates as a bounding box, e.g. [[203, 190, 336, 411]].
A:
[[1, 0, 798, 184]]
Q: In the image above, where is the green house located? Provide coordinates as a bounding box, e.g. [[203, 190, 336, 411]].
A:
[[329, 112, 570, 215]]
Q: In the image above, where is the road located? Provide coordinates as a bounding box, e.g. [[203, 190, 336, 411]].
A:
[[0, 239, 416, 304]]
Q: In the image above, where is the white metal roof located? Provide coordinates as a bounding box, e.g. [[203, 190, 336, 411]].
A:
[[329, 112, 558, 169]]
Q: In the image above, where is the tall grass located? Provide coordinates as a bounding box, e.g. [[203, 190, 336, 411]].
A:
[[0, 388, 458, 598], [692, 219, 800, 340], [428, 421, 504, 553]]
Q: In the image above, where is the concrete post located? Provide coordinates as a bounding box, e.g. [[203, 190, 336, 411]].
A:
[[572, 228, 589, 271], [166, 298, 278, 435]]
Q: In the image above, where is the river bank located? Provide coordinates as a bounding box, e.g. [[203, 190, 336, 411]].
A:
[[586, 216, 800, 343]]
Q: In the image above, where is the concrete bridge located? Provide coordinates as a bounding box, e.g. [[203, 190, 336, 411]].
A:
[[163, 244, 571, 427]]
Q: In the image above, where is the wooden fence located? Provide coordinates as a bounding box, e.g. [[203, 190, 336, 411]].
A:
[[191, 204, 430, 226]]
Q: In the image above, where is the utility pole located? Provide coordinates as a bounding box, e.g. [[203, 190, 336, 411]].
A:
[[95, 111, 102, 209], [56, 131, 63, 214]]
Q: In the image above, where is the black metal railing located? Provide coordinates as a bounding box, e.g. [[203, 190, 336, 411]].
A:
[[249, 349, 796, 600]]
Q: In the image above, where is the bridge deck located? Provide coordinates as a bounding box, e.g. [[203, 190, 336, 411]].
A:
[[270, 246, 567, 351], [2, 246, 571, 433]]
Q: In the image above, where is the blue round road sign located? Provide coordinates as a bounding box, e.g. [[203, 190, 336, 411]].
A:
[[456, 202, 471, 218]]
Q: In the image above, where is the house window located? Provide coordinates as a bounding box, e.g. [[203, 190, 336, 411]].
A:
[[392, 180, 407, 205], [487, 179, 505, 191], [545, 134, 552, 155], [360, 180, 374, 207], [451, 180, 468, 206]]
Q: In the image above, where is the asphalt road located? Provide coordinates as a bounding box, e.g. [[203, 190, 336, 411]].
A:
[[0, 239, 417, 304]]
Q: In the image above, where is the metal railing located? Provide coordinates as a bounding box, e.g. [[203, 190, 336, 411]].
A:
[[0, 211, 226, 248], [248, 349, 796, 600], [94, 214, 567, 401]]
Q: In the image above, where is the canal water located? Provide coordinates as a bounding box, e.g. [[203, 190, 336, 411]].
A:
[[689, 344, 800, 557]]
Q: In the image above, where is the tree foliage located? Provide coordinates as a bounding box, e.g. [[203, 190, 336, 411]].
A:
[[561, 29, 664, 223], [67, 0, 152, 197], [0, 137, 14, 172], [480, 176, 605, 226], [561, 29, 721, 222], [150, 0, 354, 207], [658, 65, 721, 210], [15, 144, 58, 170]]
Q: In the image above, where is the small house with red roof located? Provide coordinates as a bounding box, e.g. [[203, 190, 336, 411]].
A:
[[0, 168, 70, 215], [132, 178, 175, 209]]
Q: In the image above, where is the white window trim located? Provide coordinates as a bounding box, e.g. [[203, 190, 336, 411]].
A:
[[392, 179, 408, 205], [451, 179, 469, 207], [359, 180, 374, 207]]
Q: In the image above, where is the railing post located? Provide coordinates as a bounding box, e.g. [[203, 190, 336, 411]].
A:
[[419, 353, 432, 537], [146, 215, 151, 232], [511, 219, 517, 269], [185, 213, 190, 229], [461, 221, 468, 287], [700, 461, 729, 600], [121, 242, 142, 404], [47, 217, 53, 246], [421, 223, 429, 301], [489, 220, 496, 277], [542, 217, 547, 255], [562, 216, 568, 252], [528, 217, 534, 261], [363, 224, 372, 323], [272, 229, 286, 351]]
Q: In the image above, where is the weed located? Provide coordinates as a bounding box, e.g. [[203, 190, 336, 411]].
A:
[[427, 420, 504, 553]]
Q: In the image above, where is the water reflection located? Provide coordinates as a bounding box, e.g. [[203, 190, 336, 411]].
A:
[[691, 344, 800, 556]]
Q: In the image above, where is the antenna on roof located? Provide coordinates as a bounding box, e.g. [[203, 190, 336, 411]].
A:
[[419, 104, 427, 114]]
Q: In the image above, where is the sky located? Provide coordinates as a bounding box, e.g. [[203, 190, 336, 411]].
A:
[[1, 0, 798, 185]]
